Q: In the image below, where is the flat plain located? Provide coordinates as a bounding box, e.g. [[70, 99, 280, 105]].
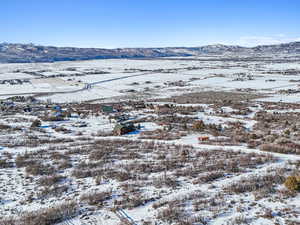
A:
[[0, 55, 300, 225]]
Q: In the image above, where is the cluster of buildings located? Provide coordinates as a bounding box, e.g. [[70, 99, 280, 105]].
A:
[[0, 79, 30, 85], [0, 95, 140, 136]]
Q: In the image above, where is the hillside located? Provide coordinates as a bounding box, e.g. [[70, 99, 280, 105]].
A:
[[0, 42, 300, 63]]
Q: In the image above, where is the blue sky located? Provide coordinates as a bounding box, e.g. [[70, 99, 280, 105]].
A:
[[1, 0, 300, 48]]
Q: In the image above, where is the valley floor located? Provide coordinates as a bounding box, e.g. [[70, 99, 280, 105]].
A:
[[0, 56, 300, 225]]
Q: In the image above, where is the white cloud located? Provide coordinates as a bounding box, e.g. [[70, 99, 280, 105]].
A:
[[236, 35, 300, 47]]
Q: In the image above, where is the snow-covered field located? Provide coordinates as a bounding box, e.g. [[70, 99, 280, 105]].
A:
[[1, 57, 300, 103], [0, 56, 300, 225]]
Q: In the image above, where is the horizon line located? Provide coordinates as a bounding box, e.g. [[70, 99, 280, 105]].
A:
[[1, 40, 300, 50]]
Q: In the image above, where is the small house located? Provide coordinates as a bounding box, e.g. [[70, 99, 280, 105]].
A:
[[101, 105, 114, 114], [23, 106, 32, 113], [198, 136, 210, 142], [73, 121, 88, 128], [113, 122, 136, 135]]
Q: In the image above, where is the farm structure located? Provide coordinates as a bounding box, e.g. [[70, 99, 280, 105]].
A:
[[113, 122, 136, 135]]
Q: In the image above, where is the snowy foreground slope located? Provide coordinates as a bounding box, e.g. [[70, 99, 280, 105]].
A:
[[0, 56, 300, 225]]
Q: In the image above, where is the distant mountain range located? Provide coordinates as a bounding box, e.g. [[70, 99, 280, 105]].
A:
[[1, 42, 300, 63]]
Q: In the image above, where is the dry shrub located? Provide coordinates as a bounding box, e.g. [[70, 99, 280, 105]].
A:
[[114, 192, 152, 209], [0, 217, 15, 225], [25, 163, 56, 176], [277, 188, 298, 199], [3, 134, 74, 148], [0, 124, 11, 130], [284, 176, 300, 191], [37, 185, 69, 198], [224, 173, 285, 194], [156, 203, 184, 223], [193, 171, 225, 184], [0, 201, 77, 225], [71, 169, 92, 178], [192, 193, 226, 213], [0, 158, 13, 168], [58, 159, 72, 169], [153, 175, 179, 189], [155, 196, 208, 224], [49, 151, 69, 160], [24, 201, 77, 225], [260, 143, 300, 155], [139, 129, 186, 141], [253, 187, 275, 200], [155, 91, 259, 105], [15, 153, 36, 168], [230, 214, 248, 224], [94, 175, 102, 185], [89, 148, 110, 161], [38, 175, 65, 186], [260, 208, 274, 219], [192, 120, 205, 131], [113, 171, 132, 182], [80, 190, 112, 206]]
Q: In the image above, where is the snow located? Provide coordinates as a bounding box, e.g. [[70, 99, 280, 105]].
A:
[[0, 58, 299, 104], [0, 57, 300, 225]]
